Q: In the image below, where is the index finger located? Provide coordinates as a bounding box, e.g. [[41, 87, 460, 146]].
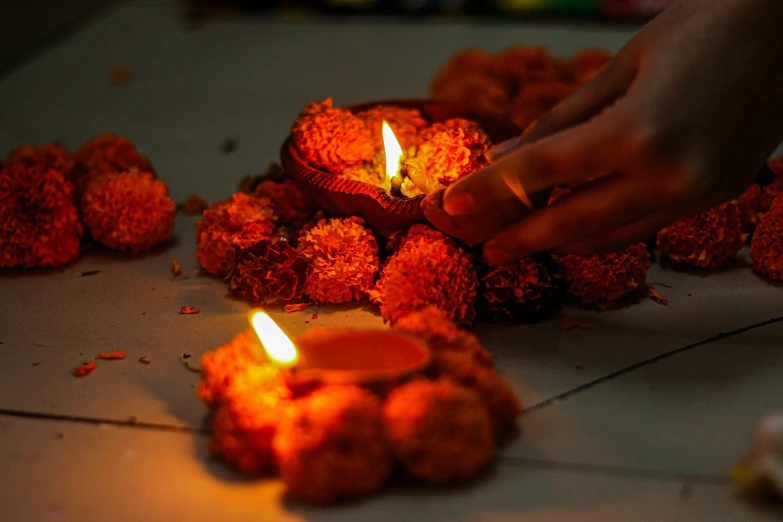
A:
[[441, 111, 631, 217]]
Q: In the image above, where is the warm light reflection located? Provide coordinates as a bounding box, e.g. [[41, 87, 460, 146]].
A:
[[382, 120, 404, 185], [250, 311, 298, 366]]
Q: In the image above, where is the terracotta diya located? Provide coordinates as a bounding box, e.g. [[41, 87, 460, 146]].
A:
[[280, 99, 520, 237], [251, 311, 431, 393]]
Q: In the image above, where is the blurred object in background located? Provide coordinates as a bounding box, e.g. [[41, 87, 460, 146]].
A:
[[429, 46, 612, 130], [182, 0, 674, 19]]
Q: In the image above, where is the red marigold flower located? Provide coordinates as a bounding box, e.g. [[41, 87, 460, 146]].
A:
[[373, 234, 478, 325], [229, 239, 311, 306], [357, 105, 428, 151], [750, 194, 783, 280], [296, 216, 379, 303], [253, 179, 312, 227], [559, 243, 651, 308], [80, 171, 176, 253], [195, 193, 277, 277], [412, 126, 489, 186], [0, 164, 82, 268], [210, 369, 290, 474], [272, 385, 391, 504], [74, 133, 154, 193], [657, 202, 744, 268], [382, 379, 493, 483], [290, 98, 376, 173], [6, 143, 77, 182], [393, 307, 521, 439], [481, 256, 561, 321]]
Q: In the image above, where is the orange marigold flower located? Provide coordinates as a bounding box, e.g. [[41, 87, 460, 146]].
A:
[[485, 45, 558, 85], [6, 143, 77, 182], [382, 379, 493, 483], [296, 216, 379, 303], [253, 179, 312, 227], [657, 202, 744, 268], [559, 243, 651, 308], [198, 329, 266, 408], [750, 194, 783, 280], [195, 193, 277, 277], [209, 369, 291, 474], [385, 224, 449, 254], [229, 239, 311, 306], [74, 133, 154, 193], [0, 164, 82, 268], [341, 151, 386, 186], [290, 98, 375, 173], [393, 307, 521, 439], [481, 256, 561, 321], [417, 118, 488, 144], [429, 49, 511, 115], [80, 171, 176, 253], [357, 105, 428, 150], [413, 126, 489, 186], [272, 385, 391, 504], [373, 234, 478, 325]]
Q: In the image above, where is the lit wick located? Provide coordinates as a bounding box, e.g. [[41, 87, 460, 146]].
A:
[[382, 121, 404, 198], [251, 310, 298, 367]]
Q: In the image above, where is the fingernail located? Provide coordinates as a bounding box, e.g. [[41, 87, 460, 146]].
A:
[[443, 192, 476, 216], [486, 137, 523, 163], [483, 246, 514, 266]]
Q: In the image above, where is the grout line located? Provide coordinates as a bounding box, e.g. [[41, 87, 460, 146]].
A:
[[522, 315, 783, 415], [498, 455, 730, 485], [0, 408, 209, 434]]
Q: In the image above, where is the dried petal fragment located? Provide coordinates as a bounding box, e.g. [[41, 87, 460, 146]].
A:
[[561, 318, 595, 331], [98, 350, 126, 360], [170, 259, 182, 280], [648, 288, 670, 306], [180, 306, 200, 315], [284, 303, 310, 314], [73, 360, 97, 377]]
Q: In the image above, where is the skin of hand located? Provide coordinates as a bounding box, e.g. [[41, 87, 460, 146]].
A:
[[435, 0, 783, 266]]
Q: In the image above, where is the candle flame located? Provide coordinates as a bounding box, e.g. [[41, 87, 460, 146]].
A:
[[382, 121, 404, 185], [251, 311, 298, 366]]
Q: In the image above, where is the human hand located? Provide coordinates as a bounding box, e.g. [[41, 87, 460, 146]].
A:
[[431, 0, 783, 265]]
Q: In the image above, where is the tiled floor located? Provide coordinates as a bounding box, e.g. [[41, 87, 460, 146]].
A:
[[1, 2, 782, 520]]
